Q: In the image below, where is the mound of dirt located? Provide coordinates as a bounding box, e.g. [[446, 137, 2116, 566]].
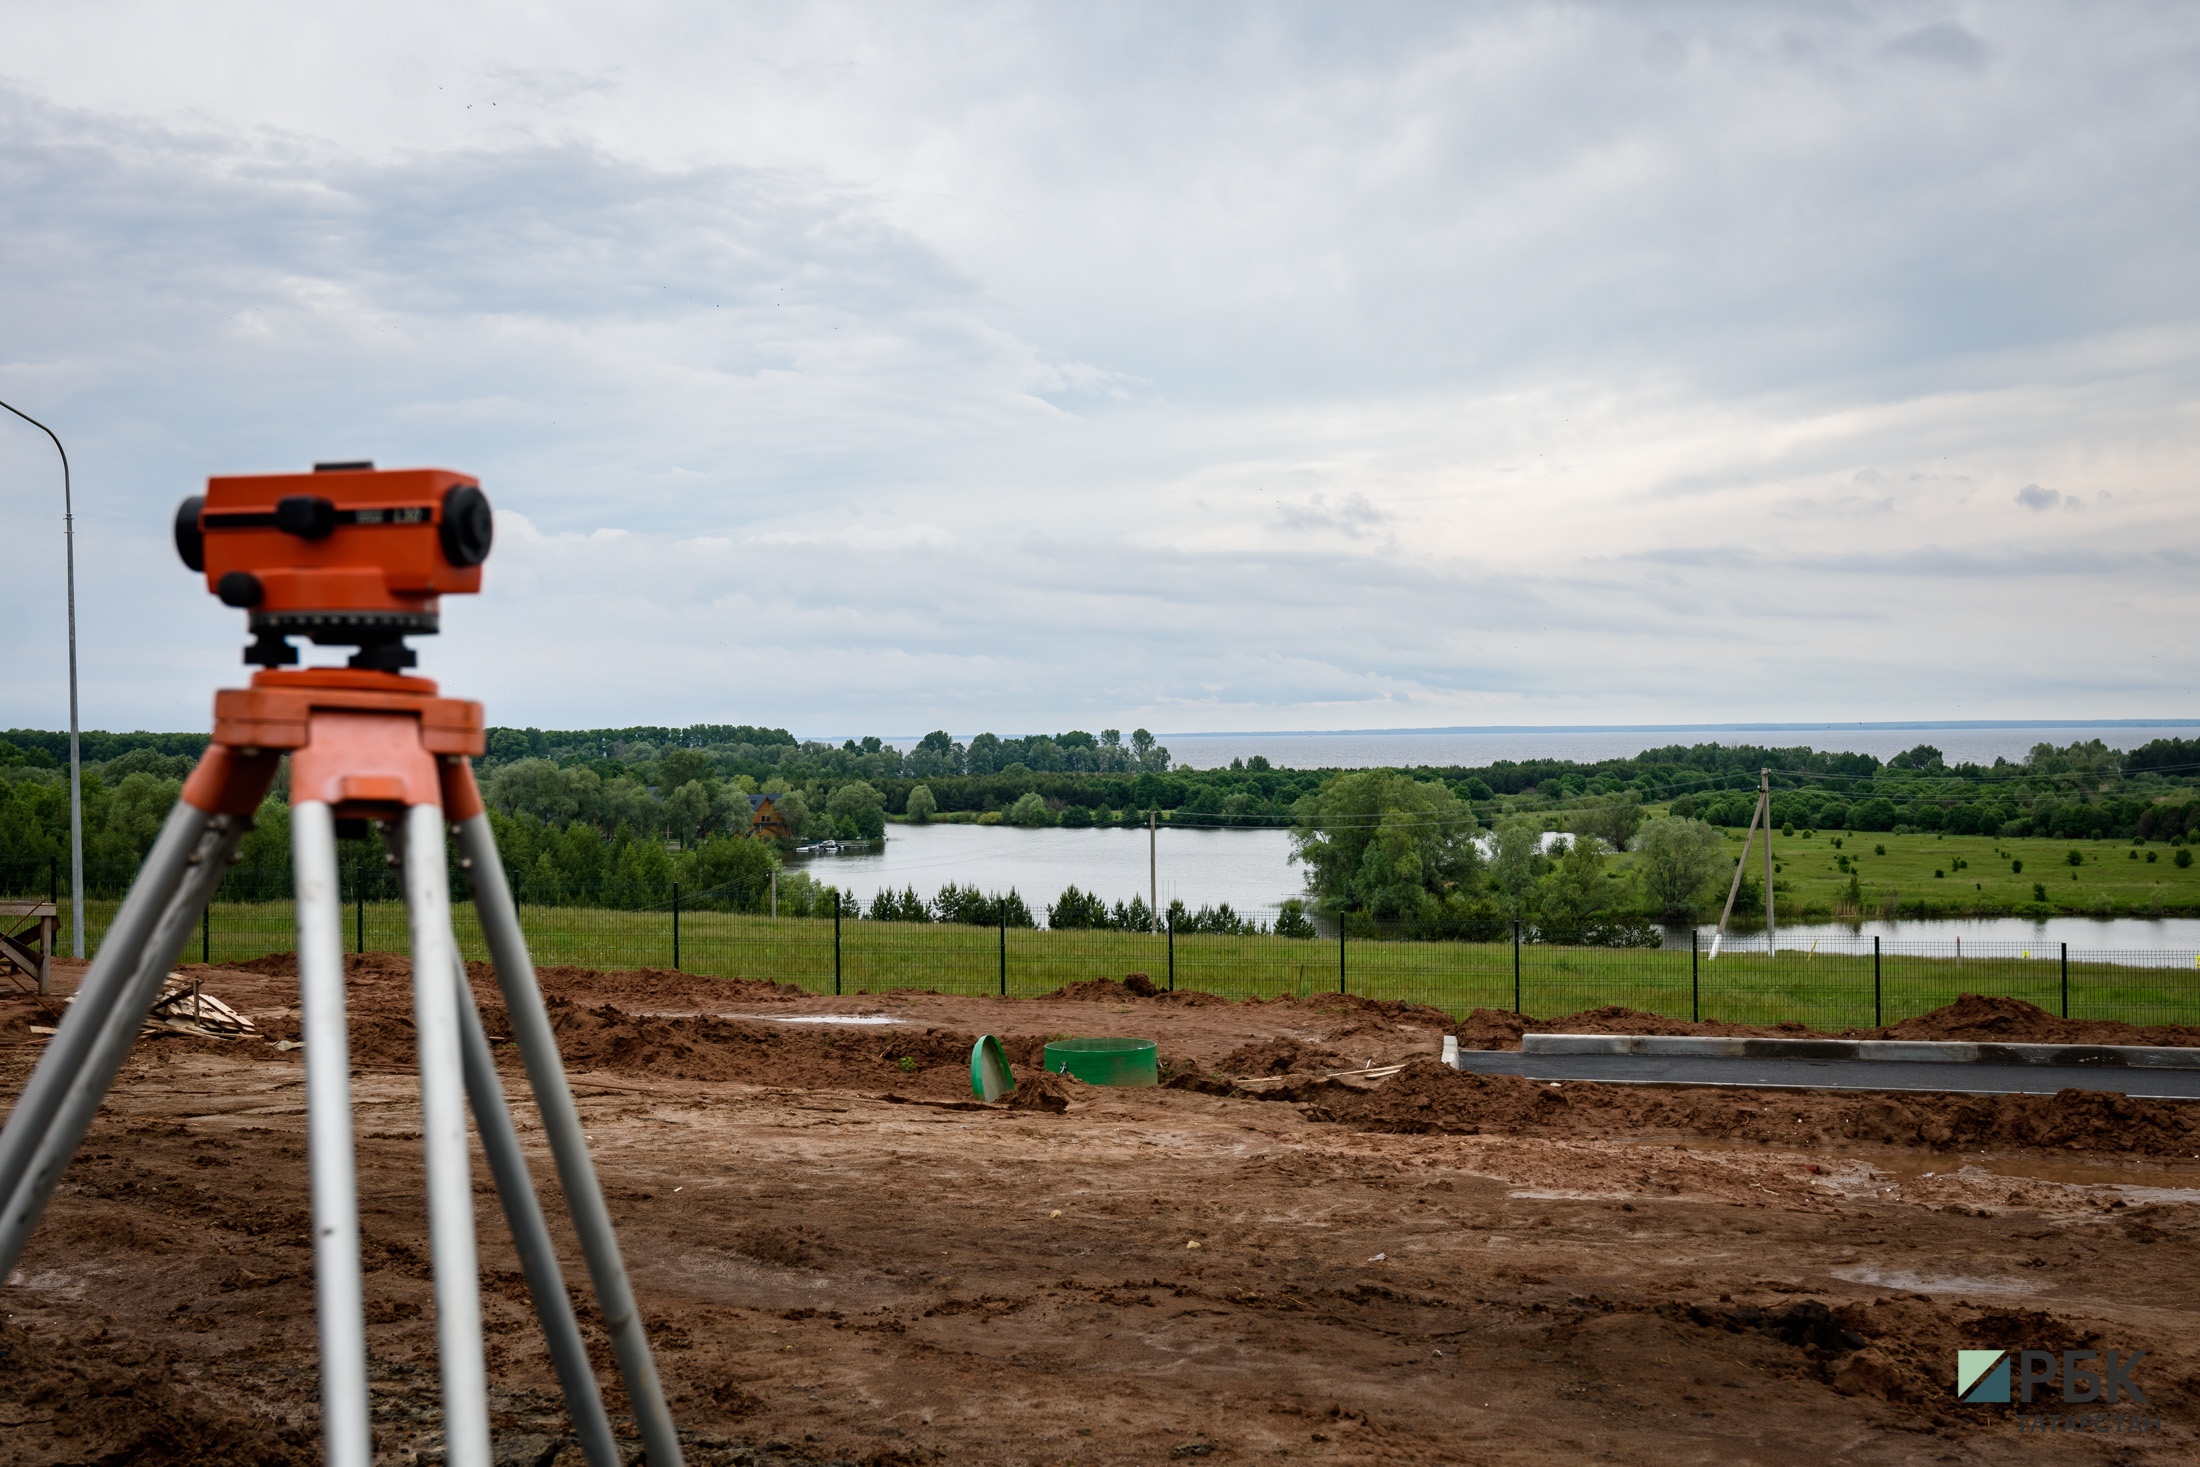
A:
[[1047, 975, 1159, 1001], [1249, 991, 1456, 1027], [0, 1314, 308, 1466], [1211, 1036, 1349, 1078], [1004, 1068, 1080, 1112], [1443, 996, 2200, 1052], [1884, 992, 2200, 1048], [1297, 1058, 2200, 1156], [224, 952, 811, 1013]]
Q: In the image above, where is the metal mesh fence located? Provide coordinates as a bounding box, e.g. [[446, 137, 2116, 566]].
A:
[[19, 862, 2200, 1027]]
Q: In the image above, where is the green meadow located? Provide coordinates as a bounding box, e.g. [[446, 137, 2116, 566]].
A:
[[65, 888, 2200, 1032], [1672, 827, 2200, 920]]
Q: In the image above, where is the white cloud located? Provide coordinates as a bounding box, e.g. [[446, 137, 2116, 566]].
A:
[[0, 2, 2196, 736]]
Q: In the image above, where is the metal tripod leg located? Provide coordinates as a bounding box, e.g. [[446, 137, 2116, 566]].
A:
[[0, 812, 242, 1282], [397, 805, 492, 1467], [293, 801, 372, 1467], [451, 949, 621, 1467], [455, 813, 684, 1467], [0, 801, 208, 1262]]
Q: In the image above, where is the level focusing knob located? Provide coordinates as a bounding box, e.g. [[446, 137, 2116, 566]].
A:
[[173, 495, 206, 571], [440, 483, 493, 567], [275, 494, 340, 540]]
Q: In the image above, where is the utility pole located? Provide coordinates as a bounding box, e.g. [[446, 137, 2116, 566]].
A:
[[1, 399, 82, 957], [1713, 768, 1774, 957]]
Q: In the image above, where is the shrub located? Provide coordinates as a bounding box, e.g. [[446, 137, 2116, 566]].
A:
[[2066, 849, 2084, 867], [2011, 858, 2023, 874], [904, 784, 937, 823], [1273, 899, 1319, 939], [1005, 792, 1052, 826], [2179, 848, 2195, 869]]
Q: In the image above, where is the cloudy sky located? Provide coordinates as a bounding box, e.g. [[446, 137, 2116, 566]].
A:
[[1, 3, 2195, 738]]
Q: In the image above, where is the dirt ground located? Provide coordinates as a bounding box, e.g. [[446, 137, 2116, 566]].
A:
[[4, 960, 2198, 1465]]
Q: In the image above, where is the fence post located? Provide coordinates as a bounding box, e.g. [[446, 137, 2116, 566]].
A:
[[999, 901, 1008, 998], [833, 899, 842, 996], [1690, 927, 1699, 1023], [1512, 920, 1522, 1015], [672, 883, 681, 970], [1338, 912, 1346, 996], [1872, 935, 1881, 1029], [1167, 917, 1175, 991], [2060, 942, 2069, 1019], [201, 904, 210, 964]]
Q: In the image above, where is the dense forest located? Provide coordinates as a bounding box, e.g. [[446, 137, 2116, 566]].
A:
[[4, 724, 2197, 929]]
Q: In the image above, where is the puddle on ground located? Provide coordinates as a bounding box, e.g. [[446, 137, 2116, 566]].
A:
[[753, 1014, 905, 1026], [1614, 1135, 2200, 1199], [1828, 1265, 2041, 1297]]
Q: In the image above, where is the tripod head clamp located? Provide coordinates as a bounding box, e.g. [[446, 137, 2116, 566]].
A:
[[175, 461, 492, 670]]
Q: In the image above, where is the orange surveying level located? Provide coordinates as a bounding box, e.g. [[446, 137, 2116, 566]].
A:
[[173, 460, 493, 669], [0, 462, 681, 1467]]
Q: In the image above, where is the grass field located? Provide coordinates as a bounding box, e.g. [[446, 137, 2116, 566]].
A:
[[1665, 827, 2200, 918], [55, 891, 2200, 1031]]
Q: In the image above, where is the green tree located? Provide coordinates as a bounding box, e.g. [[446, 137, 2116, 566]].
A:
[[664, 779, 714, 848], [1288, 770, 1482, 917], [1574, 793, 1643, 853], [827, 780, 887, 839], [1632, 817, 1727, 917], [1487, 815, 1546, 921], [904, 784, 938, 823], [1536, 836, 1612, 940], [1004, 791, 1052, 827], [681, 834, 778, 909]]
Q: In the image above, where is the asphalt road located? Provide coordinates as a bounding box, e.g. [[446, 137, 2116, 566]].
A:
[[1451, 1049, 2200, 1100]]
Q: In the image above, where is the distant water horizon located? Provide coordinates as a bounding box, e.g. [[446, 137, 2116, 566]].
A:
[[871, 720, 2200, 771]]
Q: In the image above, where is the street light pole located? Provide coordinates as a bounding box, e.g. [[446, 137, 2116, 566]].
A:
[[1, 399, 83, 958]]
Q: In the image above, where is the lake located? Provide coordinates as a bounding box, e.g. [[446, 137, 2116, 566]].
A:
[[790, 822, 1303, 917], [789, 824, 2200, 956]]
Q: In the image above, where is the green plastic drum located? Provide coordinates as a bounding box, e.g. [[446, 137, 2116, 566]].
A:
[[1042, 1037, 1159, 1087]]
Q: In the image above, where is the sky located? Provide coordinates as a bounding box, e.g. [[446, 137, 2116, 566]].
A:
[[1, 2, 2196, 740]]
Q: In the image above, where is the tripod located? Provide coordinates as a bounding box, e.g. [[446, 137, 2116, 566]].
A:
[[0, 666, 682, 1467]]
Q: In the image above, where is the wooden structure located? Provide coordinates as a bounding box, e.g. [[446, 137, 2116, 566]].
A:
[[1, 899, 58, 996], [746, 792, 797, 842]]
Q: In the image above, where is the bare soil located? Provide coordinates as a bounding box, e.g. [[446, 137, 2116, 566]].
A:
[[4, 959, 2198, 1465]]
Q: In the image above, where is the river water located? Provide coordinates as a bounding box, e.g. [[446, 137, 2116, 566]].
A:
[[788, 824, 2200, 957]]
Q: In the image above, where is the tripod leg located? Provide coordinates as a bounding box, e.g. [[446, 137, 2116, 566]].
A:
[[398, 804, 492, 1467], [0, 812, 241, 1282], [0, 801, 207, 1253], [454, 812, 684, 1467], [292, 801, 372, 1467], [451, 950, 622, 1467]]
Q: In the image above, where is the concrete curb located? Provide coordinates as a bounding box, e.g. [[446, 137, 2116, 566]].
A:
[[1517, 1033, 2200, 1071]]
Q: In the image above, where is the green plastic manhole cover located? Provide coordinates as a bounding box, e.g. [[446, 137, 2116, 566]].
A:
[[970, 1035, 1015, 1101], [1042, 1037, 1159, 1087]]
